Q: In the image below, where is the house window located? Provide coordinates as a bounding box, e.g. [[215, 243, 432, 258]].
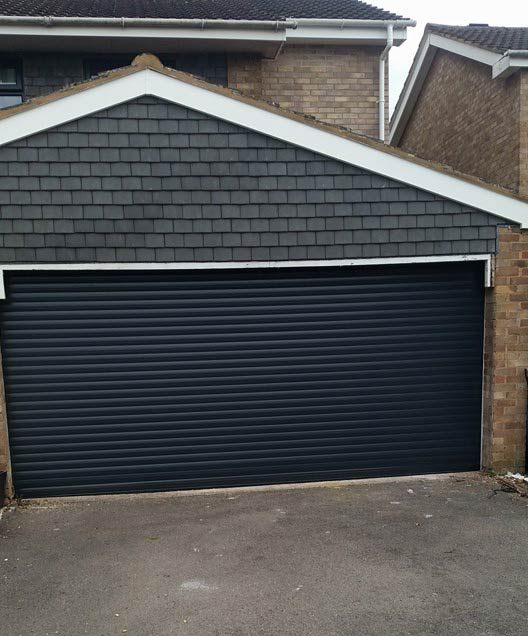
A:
[[0, 60, 23, 109]]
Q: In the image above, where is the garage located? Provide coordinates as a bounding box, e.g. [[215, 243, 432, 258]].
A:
[[1, 263, 484, 496], [0, 56, 525, 498]]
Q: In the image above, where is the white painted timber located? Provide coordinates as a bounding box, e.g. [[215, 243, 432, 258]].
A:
[[0, 254, 493, 302]]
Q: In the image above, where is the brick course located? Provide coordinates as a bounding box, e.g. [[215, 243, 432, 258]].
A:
[[483, 227, 528, 472], [228, 45, 386, 137], [398, 50, 522, 193], [227, 54, 263, 99]]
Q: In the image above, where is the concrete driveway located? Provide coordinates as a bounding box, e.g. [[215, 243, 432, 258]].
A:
[[1, 474, 527, 636]]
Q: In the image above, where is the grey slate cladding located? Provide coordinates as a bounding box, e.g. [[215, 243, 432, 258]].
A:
[[15, 53, 228, 101], [0, 96, 503, 263]]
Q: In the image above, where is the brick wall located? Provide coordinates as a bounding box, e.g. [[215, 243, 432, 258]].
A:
[[398, 50, 521, 193], [228, 45, 385, 137], [520, 72, 528, 198], [483, 227, 528, 473], [227, 54, 263, 98]]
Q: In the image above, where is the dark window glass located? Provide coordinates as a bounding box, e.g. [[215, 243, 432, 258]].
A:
[[0, 59, 23, 109], [0, 67, 18, 86], [84, 56, 133, 80]]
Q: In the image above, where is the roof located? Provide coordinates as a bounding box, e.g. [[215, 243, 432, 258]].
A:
[[0, 53, 526, 227], [428, 24, 528, 54], [0, 0, 404, 21]]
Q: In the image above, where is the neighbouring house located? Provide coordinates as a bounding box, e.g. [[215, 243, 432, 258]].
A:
[[390, 24, 528, 196], [0, 53, 526, 499], [0, 0, 416, 139]]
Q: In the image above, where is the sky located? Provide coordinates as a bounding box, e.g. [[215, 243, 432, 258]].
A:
[[379, 0, 527, 111]]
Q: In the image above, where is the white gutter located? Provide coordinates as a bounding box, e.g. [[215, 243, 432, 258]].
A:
[[378, 24, 393, 142], [492, 49, 528, 79], [0, 15, 417, 29], [291, 19, 416, 28], [0, 15, 415, 51], [0, 15, 295, 29]]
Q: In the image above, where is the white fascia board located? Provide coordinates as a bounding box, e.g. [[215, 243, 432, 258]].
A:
[[428, 33, 500, 67], [390, 33, 501, 145], [0, 255, 493, 300], [0, 254, 490, 271], [1, 67, 527, 228], [390, 33, 435, 145], [286, 25, 408, 45], [0, 22, 410, 46], [0, 23, 286, 42], [0, 72, 148, 144]]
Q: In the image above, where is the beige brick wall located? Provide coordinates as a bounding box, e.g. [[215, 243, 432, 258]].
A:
[[227, 54, 263, 99], [520, 72, 528, 198], [398, 50, 522, 193], [228, 45, 385, 137], [483, 227, 528, 473]]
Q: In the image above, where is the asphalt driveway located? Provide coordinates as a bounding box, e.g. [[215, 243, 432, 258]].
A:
[[1, 474, 527, 636]]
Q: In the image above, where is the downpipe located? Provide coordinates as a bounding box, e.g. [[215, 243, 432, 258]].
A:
[[378, 24, 393, 143]]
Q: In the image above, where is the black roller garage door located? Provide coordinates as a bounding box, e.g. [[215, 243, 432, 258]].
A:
[[1, 263, 484, 497]]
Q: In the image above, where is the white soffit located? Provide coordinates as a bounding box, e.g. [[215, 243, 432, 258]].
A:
[[287, 25, 408, 45], [0, 67, 527, 227], [0, 20, 412, 51]]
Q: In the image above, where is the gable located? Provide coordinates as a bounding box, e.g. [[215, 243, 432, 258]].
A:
[[0, 95, 505, 265], [398, 49, 521, 194], [391, 28, 528, 144]]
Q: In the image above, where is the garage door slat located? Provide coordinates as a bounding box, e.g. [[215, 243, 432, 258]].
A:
[[1, 263, 484, 496]]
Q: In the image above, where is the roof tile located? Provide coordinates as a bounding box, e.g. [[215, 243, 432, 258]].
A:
[[0, 0, 404, 20], [428, 24, 528, 53]]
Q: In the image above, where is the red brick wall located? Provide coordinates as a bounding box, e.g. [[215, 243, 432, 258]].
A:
[[398, 50, 522, 193], [228, 45, 386, 137], [483, 227, 528, 473]]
